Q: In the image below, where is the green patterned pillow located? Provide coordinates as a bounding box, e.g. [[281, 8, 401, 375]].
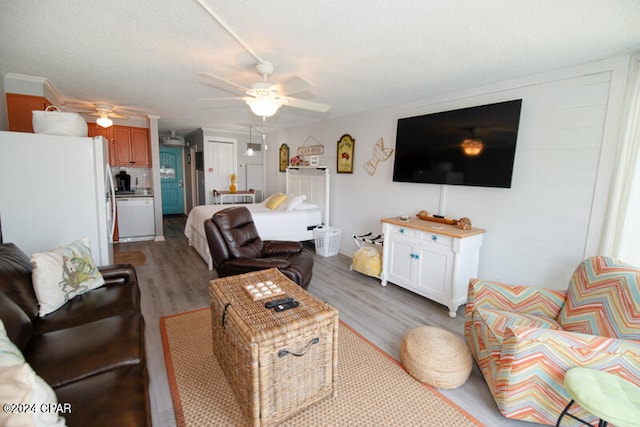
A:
[[30, 237, 105, 316]]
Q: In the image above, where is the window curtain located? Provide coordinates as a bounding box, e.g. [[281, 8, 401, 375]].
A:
[[600, 54, 640, 265]]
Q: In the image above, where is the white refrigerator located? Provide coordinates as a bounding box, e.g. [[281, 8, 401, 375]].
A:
[[0, 131, 115, 265]]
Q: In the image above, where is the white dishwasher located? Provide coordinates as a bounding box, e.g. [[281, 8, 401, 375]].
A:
[[116, 197, 155, 242]]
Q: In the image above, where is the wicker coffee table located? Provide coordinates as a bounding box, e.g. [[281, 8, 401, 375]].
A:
[[209, 268, 339, 426]]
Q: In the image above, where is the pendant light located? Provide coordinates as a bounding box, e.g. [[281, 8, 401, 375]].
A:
[[244, 126, 261, 156]]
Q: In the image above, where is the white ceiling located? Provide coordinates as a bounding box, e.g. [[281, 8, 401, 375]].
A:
[[2, 0, 640, 136]]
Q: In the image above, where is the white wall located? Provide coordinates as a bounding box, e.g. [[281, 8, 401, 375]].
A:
[[185, 127, 265, 206], [265, 56, 632, 290]]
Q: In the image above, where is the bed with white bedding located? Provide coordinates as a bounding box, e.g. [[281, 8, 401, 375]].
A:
[[185, 167, 330, 269]]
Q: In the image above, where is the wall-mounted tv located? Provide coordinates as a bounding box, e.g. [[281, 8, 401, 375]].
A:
[[392, 99, 523, 188]]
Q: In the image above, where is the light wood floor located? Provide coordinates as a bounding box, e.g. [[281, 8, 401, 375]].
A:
[[117, 215, 543, 427]]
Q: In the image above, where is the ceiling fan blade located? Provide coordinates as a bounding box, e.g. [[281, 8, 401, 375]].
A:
[[198, 96, 246, 102], [198, 96, 247, 108], [86, 111, 128, 119], [275, 76, 313, 96], [197, 72, 249, 95], [282, 97, 331, 113]]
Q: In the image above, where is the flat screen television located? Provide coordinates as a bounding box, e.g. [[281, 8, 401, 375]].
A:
[[392, 99, 523, 188]]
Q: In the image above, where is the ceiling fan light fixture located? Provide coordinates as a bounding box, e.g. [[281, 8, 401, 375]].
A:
[[246, 98, 281, 118], [96, 113, 113, 128]]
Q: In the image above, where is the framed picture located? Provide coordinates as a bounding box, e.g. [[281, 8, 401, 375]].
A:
[[337, 134, 355, 173], [279, 143, 289, 172]]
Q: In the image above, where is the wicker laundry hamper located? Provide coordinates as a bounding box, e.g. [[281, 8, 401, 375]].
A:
[[400, 326, 472, 389]]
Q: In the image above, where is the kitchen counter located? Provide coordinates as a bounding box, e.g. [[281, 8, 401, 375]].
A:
[[115, 189, 153, 198]]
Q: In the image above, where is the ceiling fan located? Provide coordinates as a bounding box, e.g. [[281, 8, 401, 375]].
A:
[[194, 0, 330, 119], [65, 103, 129, 128], [92, 103, 128, 128], [198, 61, 331, 118]]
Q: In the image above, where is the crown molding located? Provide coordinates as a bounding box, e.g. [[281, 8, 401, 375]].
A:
[[4, 73, 65, 106]]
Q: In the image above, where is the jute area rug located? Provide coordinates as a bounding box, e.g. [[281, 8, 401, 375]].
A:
[[113, 250, 146, 267], [161, 308, 482, 426]]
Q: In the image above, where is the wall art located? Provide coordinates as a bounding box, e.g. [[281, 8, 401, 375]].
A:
[[279, 143, 289, 172], [364, 137, 394, 175], [337, 134, 355, 173]]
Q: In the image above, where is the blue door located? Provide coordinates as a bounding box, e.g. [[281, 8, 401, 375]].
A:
[[160, 146, 185, 215]]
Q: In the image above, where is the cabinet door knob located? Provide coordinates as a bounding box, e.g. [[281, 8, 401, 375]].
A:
[[432, 235, 438, 242], [400, 228, 405, 234]]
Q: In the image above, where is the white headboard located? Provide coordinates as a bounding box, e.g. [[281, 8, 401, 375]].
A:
[[285, 167, 330, 226]]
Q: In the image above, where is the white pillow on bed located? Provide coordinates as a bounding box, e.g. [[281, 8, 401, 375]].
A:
[[293, 201, 319, 210], [280, 194, 306, 211]]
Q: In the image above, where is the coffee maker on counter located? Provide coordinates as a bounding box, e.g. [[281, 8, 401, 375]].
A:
[[115, 171, 132, 193]]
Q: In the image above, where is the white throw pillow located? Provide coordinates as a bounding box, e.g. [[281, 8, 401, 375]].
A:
[[0, 320, 66, 426], [31, 237, 104, 317], [280, 194, 306, 211], [0, 320, 24, 367], [292, 201, 320, 210]]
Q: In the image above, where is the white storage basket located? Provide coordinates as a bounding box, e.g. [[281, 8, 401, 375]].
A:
[[32, 106, 88, 137], [313, 226, 341, 257]]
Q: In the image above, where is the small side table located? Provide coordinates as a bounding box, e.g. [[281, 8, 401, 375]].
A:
[[213, 190, 256, 204], [556, 367, 640, 427]]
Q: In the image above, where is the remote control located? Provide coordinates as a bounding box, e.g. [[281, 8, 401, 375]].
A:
[[274, 300, 299, 312], [265, 297, 293, 309]]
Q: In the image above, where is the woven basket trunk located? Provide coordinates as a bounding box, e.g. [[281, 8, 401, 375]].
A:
[[209, 269, 338, 426]]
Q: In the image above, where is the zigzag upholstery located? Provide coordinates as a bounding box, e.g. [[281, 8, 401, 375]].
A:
[[559, 256, 640, 339], [465, 257, 640, 425]]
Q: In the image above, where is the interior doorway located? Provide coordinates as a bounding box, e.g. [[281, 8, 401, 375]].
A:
[[159, 146, 185, 215]]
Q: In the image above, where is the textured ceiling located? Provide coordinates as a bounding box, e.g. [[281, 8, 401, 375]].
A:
[[1, 0, 640, 136]]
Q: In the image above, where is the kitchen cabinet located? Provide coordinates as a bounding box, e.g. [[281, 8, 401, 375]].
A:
[[87, 123, 113, 140], [109, 126, 150, 167], [109, 126, 151, 167], [6, 93, 52, 133], [380, 217, 485, 318], [88, 124, 150, 167]]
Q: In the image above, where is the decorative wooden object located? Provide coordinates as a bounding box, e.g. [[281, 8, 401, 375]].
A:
[[337, 134, 354, 173], [364, 138, 393, 175], [279, 143, 289, 172], [243, 280, 284, 301], [416, 210, 473, 230]]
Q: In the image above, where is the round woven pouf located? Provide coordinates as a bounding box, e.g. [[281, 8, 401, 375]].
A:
[[400, 326, 472, 389]]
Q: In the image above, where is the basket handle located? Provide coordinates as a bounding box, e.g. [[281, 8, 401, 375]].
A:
[[278, 337, 320, 358], [44, 105, 60, 113], [221, 303, 232, 328]]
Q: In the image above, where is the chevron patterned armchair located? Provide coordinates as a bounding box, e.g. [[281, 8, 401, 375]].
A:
[[464, 256, 640, 425]]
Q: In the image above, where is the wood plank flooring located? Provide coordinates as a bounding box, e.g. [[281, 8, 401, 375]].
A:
[[118, 215, 542, 427]]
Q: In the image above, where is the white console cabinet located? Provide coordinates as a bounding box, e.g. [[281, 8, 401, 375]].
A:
[[380, 217, 485, 318]]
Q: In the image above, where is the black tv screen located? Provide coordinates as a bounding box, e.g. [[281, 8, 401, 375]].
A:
[[393, 99, 522, 188]]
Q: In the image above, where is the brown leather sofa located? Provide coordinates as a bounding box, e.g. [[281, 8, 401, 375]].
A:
[[204, 206, 314, 289], [0, 243, 150, 426]]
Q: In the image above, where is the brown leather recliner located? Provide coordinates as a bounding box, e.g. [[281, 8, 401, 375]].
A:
[[204, 206, 314, 289]]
